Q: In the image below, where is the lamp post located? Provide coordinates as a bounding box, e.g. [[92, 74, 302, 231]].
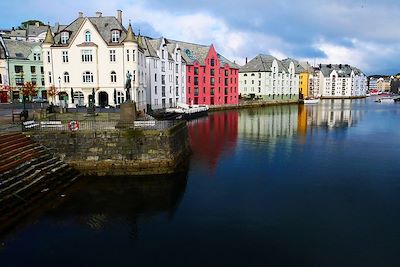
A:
[[58, 76, 62, 112]]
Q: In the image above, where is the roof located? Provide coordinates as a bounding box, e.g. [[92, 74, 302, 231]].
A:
[[319, 64, 364, 77], [27, 25, 48, 37], [240, 54, 287, 73], [166, 39, 238, 68], [53, 16, 128, 46], [4, 39, 39, 59], [8, 29, 26, 38], [282, 58, 306, 74]]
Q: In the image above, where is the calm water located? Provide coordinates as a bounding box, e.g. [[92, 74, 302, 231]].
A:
[[2, 98, 400, 266]]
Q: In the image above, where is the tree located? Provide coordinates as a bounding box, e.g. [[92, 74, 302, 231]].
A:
[[21, 81, 37, 100], [19, 20, 45, 30], [47, 85, 58, 104]]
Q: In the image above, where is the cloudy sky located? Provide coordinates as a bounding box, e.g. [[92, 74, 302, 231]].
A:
[[0, 0, 398, 75]]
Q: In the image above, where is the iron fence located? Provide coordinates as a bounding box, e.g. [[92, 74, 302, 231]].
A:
[[22, 119, 180, 132]]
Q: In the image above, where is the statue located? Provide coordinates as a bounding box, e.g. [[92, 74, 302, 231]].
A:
[[125, 71, 132, 101]]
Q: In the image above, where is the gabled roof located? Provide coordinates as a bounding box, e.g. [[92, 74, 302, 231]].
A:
[[282, 58, 305, 74], [4, 39, 39, 59], [0, 36, 8, 59], [240, 54, 287, 73], [53, 16, 128, 46], [319, 64, 364, 77], [26, 25, 48, 37], [137, 36, 158, 58]]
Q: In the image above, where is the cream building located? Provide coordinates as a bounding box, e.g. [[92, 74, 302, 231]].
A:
[[314, 64, 367, 97], [42, 11, 147, 111], [239, 54, 299, 101]]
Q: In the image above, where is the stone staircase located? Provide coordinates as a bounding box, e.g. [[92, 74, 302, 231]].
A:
[[0, 133, 80, 232]]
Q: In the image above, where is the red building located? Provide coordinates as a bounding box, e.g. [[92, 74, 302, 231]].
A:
[[173, 42, 239, 106]]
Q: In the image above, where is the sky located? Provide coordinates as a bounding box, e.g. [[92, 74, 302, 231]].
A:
[[0, 0, 399, 75]]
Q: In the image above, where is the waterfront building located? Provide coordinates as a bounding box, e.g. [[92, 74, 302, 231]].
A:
[[239, 54, 300, 100], [0, 36, 8, 103], [3, 38, 45, 102], [138, 36, 186, 110], [314, 64, 367, 97], [169, 41, 239, 106], [42, 11, 147, 110], [376, 77, 391, 92], [368, 77, 378, 91]]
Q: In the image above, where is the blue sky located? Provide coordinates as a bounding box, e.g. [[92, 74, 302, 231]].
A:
[[1, 0, 399, 75]]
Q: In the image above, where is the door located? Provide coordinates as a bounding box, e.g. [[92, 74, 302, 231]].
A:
[[99, 92, 108, 108]]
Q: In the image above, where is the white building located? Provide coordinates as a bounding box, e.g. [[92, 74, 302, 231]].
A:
[[314, 64, 367, 97], [139, 36, 186, 110], [42, 11, 147, 111], [239, 54, 299, 101], [0, 35, 9, 103]]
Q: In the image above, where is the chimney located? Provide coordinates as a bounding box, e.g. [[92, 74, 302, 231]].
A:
[[117, 10, 122, 24], [96, 12, 102, 17], [245, 57, 248, 64], [78, 12, 83, 18]]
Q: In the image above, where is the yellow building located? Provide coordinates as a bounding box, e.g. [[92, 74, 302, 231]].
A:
[[299, 71, 309, 98]]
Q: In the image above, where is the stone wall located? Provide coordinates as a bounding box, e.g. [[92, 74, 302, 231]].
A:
[[28, 122, 191, 176]]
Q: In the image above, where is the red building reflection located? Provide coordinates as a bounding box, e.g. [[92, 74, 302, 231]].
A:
[[188, 111, 238, 171]]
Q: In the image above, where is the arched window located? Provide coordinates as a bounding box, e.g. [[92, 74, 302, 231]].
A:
[[111, 71, 117, 83], [111, 30, 120, 43], [61, 32, 69, 44], [83, 71, 93, 83], [63, 71, 70, 83], [85, 31, 91, 42]]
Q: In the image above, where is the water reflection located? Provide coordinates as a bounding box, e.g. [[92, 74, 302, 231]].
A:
[[188, 112, 238, 170], [0, 172, 188, 243], [306, 99, 364, 129]]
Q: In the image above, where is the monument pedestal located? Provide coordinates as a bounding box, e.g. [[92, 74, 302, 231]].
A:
[[116, 101, 136, 128]]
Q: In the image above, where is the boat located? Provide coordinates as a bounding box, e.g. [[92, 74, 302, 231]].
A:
[[369, 89, 380, 96], [376, 97, 395, 103], [165, 103, 209, 120], [302, 97, 320, 105]]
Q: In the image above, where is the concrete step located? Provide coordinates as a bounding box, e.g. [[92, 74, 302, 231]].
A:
[[0, 138, 32, 155], [0, 134, 29, 148], [0, 156, 59, 191], [0, 152, 54, 181], [0, 145, 43, 167], [0, 147, 45, 174], [0, 143, 39, 162]]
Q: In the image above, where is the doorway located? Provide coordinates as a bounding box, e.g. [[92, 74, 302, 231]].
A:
[[99, 91, 108, 108]]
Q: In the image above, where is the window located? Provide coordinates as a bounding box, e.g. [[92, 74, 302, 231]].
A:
[[161, 61, 165, 72], [161, 50, 165, 59], [111, 30, 120, 43], [259, 73, 261, 78], [133, 50, 136, 62], [15, 65, 23, 73], [0, 74, 2, 84], [210, 69, 215, 76], [111, 71, 117, 83], [33, 53, 41, 61], [62, 51, 68, 63], [47, 51, 51, 63], [116, 91, 125, 104], [155, 86, 157, 95], [48, 71, 52, 84], [162, 86, 166, 97], [210, 58, 215, 66], [110, 50, 116, 62], [194, 77, 198, 85], [210, 77, 215, 86], [61, 32, 69, 44], [127, 50, 130, 61], [161, 75, 165, 85], [225, 70, 228, 76], [41, 78, 45, 86], [176, 64, 179, 73], [194, 67, 199, 75], [85, 30, 91, 42], [64, 72, 70, 83], [81, 50, 93, 62], [30, 66, 36, 74], [176, 76, 179, 85], [83, 71, 93, 83], [40, 67, 44, 74]]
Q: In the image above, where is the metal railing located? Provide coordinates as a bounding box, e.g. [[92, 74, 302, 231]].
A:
[[22, 119, 180, 132]]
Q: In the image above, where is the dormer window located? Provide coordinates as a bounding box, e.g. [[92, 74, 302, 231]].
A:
[[61, 32, 69, 44], [85, 30, 91, 42], [111, 30, 120, 43]]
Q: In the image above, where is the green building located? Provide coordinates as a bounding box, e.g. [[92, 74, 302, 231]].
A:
[[4, 39, 46, 102]]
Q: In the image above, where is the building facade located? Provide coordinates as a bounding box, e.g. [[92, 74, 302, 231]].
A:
[[3, 39, 45, 102], [42, 11, 147, 110], [174, 42, 239, 106], [139, 36, 186, 110], [376, 77, 391, 92], [0, 36, 8, 103], [239, 54, 300, 101], [314, 64, 367, 97]]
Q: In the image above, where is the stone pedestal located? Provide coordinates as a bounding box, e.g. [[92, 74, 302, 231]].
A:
[[117, 101, 136, 128]]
